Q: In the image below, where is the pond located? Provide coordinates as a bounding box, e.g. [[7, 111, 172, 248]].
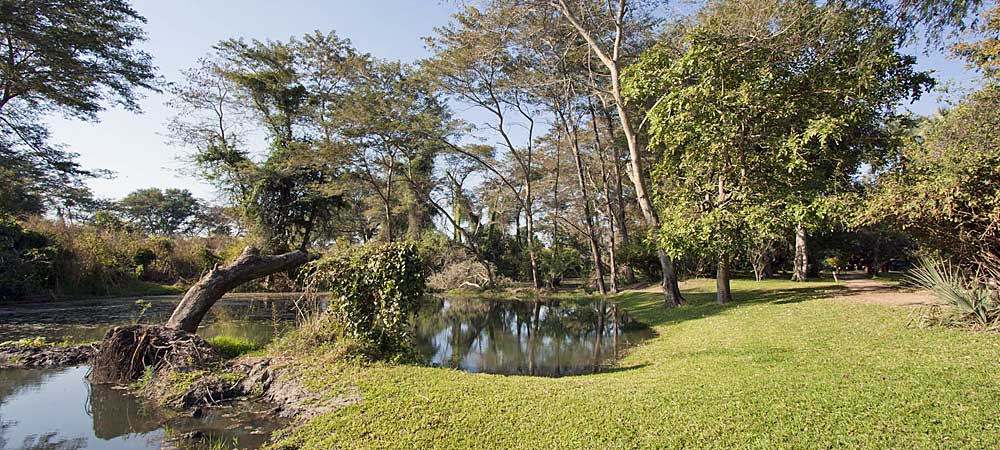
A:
[[0, 294, 652, 448], [0, 366, 281, 450], [413, 297, 654, 377], [0, 294, 307, 345]]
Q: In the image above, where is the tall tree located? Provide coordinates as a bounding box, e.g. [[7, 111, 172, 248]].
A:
[[425, 4, 546, 290], [0, 0, 157, 215], [865, 6, 1000, 274], [168, 32, 363, 251], [342, 61, 450, 242], [118, 188, 202, 235], [626, 0, 931, 302]]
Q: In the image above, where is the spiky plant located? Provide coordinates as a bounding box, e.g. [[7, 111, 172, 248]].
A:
[[907, 258, 1000, 328]]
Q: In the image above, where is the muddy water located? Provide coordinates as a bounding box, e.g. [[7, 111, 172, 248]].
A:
[[413, 298, 654, 377]]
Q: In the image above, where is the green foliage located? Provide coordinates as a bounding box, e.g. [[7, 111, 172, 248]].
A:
[[538, 246, 584, 286], [0, 215, 59, 301], [865, 85, 1000, 271], [619, 238, 664, 282], [207, 335, 264, 359], [304, 243, 427, 357], [132, 299, 153, 324], [0, 0, 156, 215], [952, 6, 1000, 80], [625, 0, 931, 266], [118, 188, 202, 235]]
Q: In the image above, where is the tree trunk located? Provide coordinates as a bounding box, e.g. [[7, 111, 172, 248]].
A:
[[792, 223, 808, 282], [166, 247, 310, 333], [524, 206, 542, 290], [590, 99, 619, 294], [556, 1, 682, 306], [601, 107, 635, 285], [717, 253, 732, 304], [561, 104, 607, 296]]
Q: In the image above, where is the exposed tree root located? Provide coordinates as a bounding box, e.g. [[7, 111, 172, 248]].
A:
[[89, 324, 220, 385]]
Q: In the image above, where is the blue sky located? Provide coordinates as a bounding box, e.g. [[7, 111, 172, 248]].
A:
[[45, 0, 981, 202]]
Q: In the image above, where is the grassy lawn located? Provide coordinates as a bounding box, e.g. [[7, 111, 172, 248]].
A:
[[271, 279, 1000, 449]]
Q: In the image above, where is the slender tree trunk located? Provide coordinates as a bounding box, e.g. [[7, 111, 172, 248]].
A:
[[559, 95, 607, 296], [524, 201, 542, 290], [792, 223, 808, 282], [565, 125, 607, 296], [717, 253, 732, 304], [590, 100, 619, 293], [600, 107, 635, 285], [453, 183, 462, 242]]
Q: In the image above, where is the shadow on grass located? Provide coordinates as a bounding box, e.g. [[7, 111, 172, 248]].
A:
[[600, 363, 651, 374], [612, 282, 849, 329]]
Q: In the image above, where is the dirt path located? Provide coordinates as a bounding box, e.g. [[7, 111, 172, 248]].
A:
[[832, 277, 940, 307]]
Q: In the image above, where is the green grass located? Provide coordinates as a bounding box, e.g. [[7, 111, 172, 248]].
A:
[[207, 335, 263, 359], [269, 279, 1000, 449]]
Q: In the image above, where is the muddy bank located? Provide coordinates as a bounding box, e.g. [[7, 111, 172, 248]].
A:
[[0, 342, 97, 368], [153, 356, 358, 424]]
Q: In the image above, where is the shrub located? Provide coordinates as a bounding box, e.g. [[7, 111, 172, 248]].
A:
[[428, 258, 495, 291], [0, 215, 59, 301], [619, 239, 663, 282], [302, 242, 426, 357]]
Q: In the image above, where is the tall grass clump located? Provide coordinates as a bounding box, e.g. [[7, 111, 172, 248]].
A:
[[207, 335, 263, 359], [907, 257, 1000, 329]]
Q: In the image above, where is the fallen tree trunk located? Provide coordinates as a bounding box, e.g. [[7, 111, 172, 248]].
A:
[[166, 247, 310, 334]]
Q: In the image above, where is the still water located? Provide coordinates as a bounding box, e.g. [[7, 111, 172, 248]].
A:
[[413, 298, 653, 377], [0, 366, 281, 450], [0, 294, 306, 345], [0, 294, 303, 450], [0, 294, 652, 448]]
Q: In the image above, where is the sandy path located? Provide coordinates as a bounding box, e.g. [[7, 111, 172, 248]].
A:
[[831, 277, 940, 307]]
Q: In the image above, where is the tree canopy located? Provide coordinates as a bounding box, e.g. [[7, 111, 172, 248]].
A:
[[0, 0, 157, 216]]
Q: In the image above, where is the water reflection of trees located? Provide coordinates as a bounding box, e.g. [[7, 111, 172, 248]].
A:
[[412, 298, 633, 376], [87, 382, 163, 439], [4, 433, 87, 450], [0, 369, 90, 450]]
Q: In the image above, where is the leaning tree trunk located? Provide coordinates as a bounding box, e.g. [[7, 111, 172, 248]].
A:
[[166, 247, 310, 333], [792, 223, 808, 282]]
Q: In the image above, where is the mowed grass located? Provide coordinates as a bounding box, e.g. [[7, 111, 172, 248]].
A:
[[270, 279, 1000, 449]]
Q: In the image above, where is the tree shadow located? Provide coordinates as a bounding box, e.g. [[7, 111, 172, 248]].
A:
[[611, 282, 849, 329]]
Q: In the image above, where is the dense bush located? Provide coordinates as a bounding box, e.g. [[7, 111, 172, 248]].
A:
[[1, 217, 234, 301], [0, 215, 59, 301], [619, 239, 664, 282], [303, 242, 426, 356]]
